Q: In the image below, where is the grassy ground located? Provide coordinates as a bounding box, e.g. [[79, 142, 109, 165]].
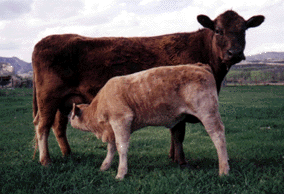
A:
[[0, 86, 284, 193]]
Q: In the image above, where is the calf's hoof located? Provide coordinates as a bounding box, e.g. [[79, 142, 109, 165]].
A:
[[115, 168, 127, 180], [115, 171, 127, 180], [100, 162, 111, 171], [115, 175, 125, 181], [219, 163, 230, 176]]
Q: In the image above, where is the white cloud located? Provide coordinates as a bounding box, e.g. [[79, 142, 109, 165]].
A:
[[0, 0, 33, 20], [139, 0, 161, 6], [81, 0, 116, 14], [35, 25, 100, 41], [0, 42, 19, 50], [31, 0, 84, 21], [112, 10, 140, 27], [0, 21, 7, 30], [193, 0, 280, 9], [192, 0, 282, 18], [248, 43, 284, 56]]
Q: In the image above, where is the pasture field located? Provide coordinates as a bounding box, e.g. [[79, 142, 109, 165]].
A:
[[0, 86, 284, 193]]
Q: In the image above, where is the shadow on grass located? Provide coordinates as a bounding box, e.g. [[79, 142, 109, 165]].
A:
[[32, 152, 220, 175], [39, 153, 284, 175]]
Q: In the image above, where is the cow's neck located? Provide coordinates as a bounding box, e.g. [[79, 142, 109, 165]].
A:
[[169, 29, 230, 93], [199, 29, 230, 94]]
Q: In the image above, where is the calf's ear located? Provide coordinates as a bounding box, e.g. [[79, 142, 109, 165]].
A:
[[71, 103, 82, 119], [197, 15, 215, 31], [246, 15, 265, 29]]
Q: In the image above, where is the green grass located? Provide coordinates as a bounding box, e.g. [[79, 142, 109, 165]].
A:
[[1, 86, 284, 193]]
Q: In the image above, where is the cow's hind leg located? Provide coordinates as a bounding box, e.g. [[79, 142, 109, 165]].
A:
[[52, 110, 71, 157], [100, 141, 116, 171], [35, 112, 56, 166], [201, 114, 229, 176], [169, 120, 187, 166]]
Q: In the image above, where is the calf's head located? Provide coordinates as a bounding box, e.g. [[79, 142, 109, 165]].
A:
[[70, 103, 89, 131], [197, 10, 264, 68]]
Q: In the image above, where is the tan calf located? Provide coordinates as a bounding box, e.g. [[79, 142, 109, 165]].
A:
[[70, 63, 229, 180]]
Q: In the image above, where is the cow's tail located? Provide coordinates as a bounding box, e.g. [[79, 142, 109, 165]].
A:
[[32, 73, 38, 160]]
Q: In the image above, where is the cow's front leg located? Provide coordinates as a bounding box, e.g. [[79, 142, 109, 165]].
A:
[[52, 110, 71, 157], [169, 120, 187, 166], [202, 116, 229, 176], [100, 141, 116, 171]]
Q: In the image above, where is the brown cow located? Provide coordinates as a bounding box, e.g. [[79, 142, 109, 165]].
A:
[[32, 10, 264, 166], [70, 63, 228, 180]]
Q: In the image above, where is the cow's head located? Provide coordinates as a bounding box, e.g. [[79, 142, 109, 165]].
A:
[[197, 10, 264, 69], [70, 103, 89, 131]]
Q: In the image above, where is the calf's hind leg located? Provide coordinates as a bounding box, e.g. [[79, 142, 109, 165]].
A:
[[201, 114, 229, 176]]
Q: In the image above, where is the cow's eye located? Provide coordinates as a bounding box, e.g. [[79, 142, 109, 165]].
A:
[[215, 28, 223, 36]]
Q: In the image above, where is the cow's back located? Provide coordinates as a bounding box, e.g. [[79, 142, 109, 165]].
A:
[[32, 32, 208, 114], [33, 34, 112, 86]]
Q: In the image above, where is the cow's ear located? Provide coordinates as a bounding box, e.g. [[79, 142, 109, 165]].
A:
[[197, 15, 215, 31], [246, 15, 265, 29], [71, 103, 82, 119]]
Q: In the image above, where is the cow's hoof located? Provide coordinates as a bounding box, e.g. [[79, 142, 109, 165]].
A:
[[179, 162, 191, 169]]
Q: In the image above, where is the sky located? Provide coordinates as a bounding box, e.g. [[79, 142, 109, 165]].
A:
[[0, 0, 283, 63]]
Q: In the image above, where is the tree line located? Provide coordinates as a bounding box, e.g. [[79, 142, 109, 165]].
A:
[[225, 63, 284, 85]]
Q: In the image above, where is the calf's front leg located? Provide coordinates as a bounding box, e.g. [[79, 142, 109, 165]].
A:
[[115, 139, 130, 180], [110, 114, 132, 180]]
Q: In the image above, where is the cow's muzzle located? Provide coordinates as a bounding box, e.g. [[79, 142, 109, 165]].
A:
[[226, 49, 246, 63]]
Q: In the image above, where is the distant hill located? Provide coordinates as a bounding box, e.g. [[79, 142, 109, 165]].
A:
[[246, 52, 284, 61], [0, 57, 32, 74]]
